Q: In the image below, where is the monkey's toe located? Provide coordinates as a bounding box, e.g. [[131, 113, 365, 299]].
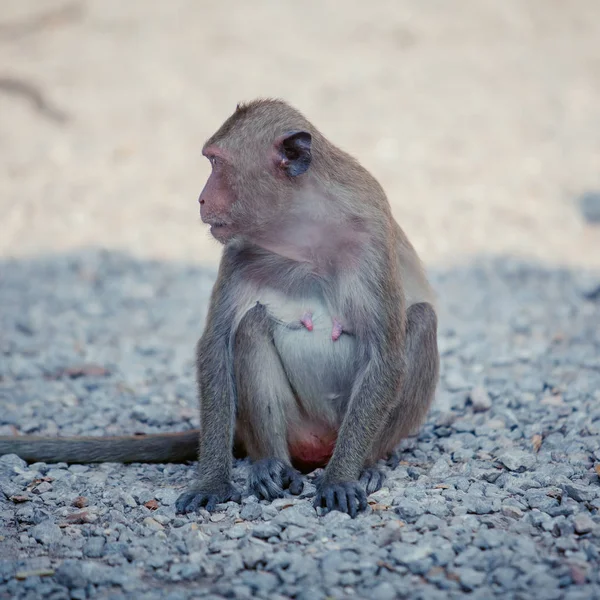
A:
[[175, 485, 241, 514], [386, 451, 403, 470], [314, 481, 367, 518], [249, 458, 304, 501], [360, 467, 387, 495]]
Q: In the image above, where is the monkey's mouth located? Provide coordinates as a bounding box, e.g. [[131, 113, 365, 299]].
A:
[[207, 221, 234, 240]]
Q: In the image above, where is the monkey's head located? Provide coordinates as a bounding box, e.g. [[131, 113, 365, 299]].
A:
[[198, 99, 314, 243]]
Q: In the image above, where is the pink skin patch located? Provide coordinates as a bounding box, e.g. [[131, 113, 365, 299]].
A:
[[289, 430, 337, 473], [300, 312, 313, 332], [331, 318, 343, 341]]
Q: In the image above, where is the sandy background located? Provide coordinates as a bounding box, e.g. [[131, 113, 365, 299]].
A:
[[0, 0, 599, 270]]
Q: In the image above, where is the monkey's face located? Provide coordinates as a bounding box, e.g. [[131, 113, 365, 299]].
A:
[[198, 130, 312, 244]]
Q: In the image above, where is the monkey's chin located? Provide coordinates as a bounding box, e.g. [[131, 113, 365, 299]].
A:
[[209, 224, 234, 243]]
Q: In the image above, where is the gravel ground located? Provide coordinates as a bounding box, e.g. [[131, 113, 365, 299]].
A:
[[1, 250, 599, 599]]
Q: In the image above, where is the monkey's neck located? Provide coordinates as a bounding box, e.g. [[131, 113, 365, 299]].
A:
[[248, 215, 368, 273]]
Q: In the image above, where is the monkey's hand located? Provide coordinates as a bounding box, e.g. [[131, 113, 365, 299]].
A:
[[175, 483, 242, 514], [248, 458, 304, 500], [314, 480, 367, 518]]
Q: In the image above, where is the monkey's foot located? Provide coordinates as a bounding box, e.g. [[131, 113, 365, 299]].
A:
[[248, 458, 304, 500], [360, 467, 387, 495], [175, 484, 241, 514], [314, 481, 367, 518], [386, 450, 405, 470]]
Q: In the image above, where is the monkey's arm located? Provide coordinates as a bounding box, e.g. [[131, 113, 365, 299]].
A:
[[316, 240, 406, 516], [175, 248, 242, 513]]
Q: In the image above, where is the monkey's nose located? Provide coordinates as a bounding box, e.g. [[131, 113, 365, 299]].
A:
[[199, 197, 205, 205]]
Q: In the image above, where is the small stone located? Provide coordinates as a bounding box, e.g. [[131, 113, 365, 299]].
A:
[[71, 496, 88, 508], [496, 449, 536, 472], [462, 497, 498, 515], [32, 481, 52, 494], [455, 567, 486, 591], [144, 499, 159, 511], [30, 520, 63, 545], [142, 517, 164, 530], [274, 504, 316, 528], [469, 386, 492, 412], [55, 561, 87, 589], [64, 511, 95, 525], [240, 502, 263, 521], [395, 499, 425, 521], [371, 582, 397, 600], [226, 524, 248, 539], [9, 495, 30, 504], [121, 493, 137, 508], [83, 537, 106, 558], [502, 505, 524, 519], [252, 523, 281, 539], [563, 482, 596, 502], [573, 513, 595, 535]]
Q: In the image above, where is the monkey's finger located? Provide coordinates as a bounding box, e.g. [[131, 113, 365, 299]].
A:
[[386, 451, 401, 470], [253, 478, 284, 501], [186, 494, 210, 513], [356, 487, 368, 512], [315, 488, 335, 511], [288, 474, 304, 495], [334, 488, 349, 515], [360, 468, 387, 495], [280, 469, 291, 487], [279, 465, 303, 494], [268, 460, 285, 480], [175, 491, 205, 513], [205, 495, 219, 512]]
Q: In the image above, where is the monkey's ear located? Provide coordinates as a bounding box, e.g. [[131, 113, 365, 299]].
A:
[[278, 131, 312, 177]]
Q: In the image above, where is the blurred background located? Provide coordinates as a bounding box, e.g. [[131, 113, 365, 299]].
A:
[[1, 0, 599, 270]]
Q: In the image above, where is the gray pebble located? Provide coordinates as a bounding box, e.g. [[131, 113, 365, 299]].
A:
[[240, 502, 263, 521], [573, 513, 595, 534], [29, 519, 63, 545], [370, 582, 397, 600], [83, 536, 106, 558], [563, 482, 596, 502], [252, 523, 281, 540], [469, 386, 492, 412], [454, 567, 486, 590], [496, 449, 536, 471]]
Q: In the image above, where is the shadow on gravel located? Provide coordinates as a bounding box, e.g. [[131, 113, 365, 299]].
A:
[[0, 248, 599, 600]]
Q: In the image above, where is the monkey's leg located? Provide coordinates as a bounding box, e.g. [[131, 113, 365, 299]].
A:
[[365, 302, 439, 490], [234, 303, 304, 501]]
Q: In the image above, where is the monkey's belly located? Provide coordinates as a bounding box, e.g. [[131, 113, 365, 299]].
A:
[[272, 317, 356, 410], [271, 311, 356, 473]]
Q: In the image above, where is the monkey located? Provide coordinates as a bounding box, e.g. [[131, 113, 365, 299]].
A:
[[0, 99, 439, 517]]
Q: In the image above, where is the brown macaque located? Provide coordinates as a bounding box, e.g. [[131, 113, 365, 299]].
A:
[[0, 100, 439, 517]]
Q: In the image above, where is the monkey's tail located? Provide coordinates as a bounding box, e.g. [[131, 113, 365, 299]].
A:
[[0, 430, 201, 464]]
